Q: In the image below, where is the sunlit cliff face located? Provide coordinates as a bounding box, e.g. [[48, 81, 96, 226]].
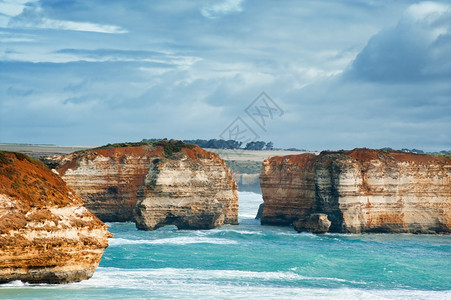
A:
[[0, 151, 112, 284], [260, 149, 451, 234]]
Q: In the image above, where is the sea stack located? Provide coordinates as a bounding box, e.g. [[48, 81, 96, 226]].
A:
[[0, 151, 112, 284], [260, 148, 451, 234], [46, 140, 238, 230]]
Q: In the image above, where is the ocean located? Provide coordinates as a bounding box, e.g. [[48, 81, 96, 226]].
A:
[[1, 192, 450, 299]]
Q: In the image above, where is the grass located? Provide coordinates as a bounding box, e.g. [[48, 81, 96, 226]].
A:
[[0, 151, 10, 165], [12, 181, 21, 189], [95, 141, 154, 149], [434, 153, 451, 159], [93, 139, 196, 157], [0, 151, 48, 169]]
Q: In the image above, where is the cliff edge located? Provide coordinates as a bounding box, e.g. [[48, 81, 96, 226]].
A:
[[260, 148, 451, 234], [46, 140, 238, 229], [0, 151, 112, 284]]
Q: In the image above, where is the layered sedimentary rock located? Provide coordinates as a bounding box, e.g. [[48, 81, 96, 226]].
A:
[[47, 141, 238, 229], [260, 149, 451, 233], [47, 146, 160, 222], [0, 151, 111, 284]]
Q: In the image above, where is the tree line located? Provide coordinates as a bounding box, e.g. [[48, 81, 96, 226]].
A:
[[142, 139, 274, 150]]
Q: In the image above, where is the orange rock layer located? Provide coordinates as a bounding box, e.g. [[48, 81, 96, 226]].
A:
[[260, 149, 451, 233], [0, 151, 111, 284]]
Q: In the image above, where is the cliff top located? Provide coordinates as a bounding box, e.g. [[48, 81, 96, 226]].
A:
[[0, 151, 81, 208], [48, 139, 224, 174], [88, 139, 196, 156], [266, 148, 451, 166], [336, 148, 450, 164], [81, 139, 218, 160]]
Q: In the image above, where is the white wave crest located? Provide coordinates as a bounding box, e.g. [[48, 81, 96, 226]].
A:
[[108, 236, 238, 246]]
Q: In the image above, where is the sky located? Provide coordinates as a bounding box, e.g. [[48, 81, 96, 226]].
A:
[[0, 0, 450, 151]]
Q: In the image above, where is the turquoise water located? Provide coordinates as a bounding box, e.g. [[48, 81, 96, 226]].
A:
[[1, 192, 450, 299]]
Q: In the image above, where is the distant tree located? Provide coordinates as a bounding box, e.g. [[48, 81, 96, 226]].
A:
[[265, 142, 274, 150], [226, 140, 242, 149], [143, 138, 244, 150], [245, 141, 266, 150]]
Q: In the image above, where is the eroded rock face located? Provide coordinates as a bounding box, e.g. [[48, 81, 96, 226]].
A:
[[135, 198, 225, 230], [260, 149, 451, 234], [46, 146, 159, 222], [47, 142, 238, 229], [0, 151, 112, 284], [134, 146, 238, 230], [259, 153, 317, 226]]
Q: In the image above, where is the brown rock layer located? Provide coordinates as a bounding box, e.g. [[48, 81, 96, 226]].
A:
[[260, 149, 451, 233], [48, 142, 238, 228], [0, 151, 112, 284]]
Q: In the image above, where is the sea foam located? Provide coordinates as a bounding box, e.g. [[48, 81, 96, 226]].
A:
[[108, 236, 238, 246]]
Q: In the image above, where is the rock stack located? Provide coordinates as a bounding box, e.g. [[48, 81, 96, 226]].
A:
[[260, 149, 451, 233], [0, 151, 112, 284]]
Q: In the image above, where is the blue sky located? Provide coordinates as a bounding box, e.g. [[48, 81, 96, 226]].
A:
[[0, 0, 450, 151]]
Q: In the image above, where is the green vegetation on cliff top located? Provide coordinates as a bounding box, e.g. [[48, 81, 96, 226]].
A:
[[0, 151, 48, 169], [93, 139, 196, 157]]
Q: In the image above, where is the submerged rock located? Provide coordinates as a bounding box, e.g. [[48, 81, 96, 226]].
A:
[[260, 148, 451, 234], [46, 141, 238, 229], [0, 151, 112, 284]]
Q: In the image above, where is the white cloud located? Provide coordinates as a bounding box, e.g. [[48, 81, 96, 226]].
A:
[[0, 0, 37, 27], [7, 4, 127, 33], [201, 0, 244, 19], [0, 31, 34, 42], [0, 0, 37, 17], [348, 1, 451, 82], [403, 1, 451, 40], [11, 16, 128, 34], [38, 18, 127, 34], [1, 0, 450, 150], [405, 1, 449, 22]]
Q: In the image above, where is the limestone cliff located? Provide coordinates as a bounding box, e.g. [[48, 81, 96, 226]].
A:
[[0, 151, 112, 284], [260, 149, 451, 233], [47, 141, 238, 229], [47, 145, 159, 222]]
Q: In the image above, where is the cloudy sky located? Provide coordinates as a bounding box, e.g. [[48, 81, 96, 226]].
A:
[[1, 0, 450, 151]]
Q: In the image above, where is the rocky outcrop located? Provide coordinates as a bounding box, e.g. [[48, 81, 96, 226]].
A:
[[134, 146, 238, 230], [47, 141, 238, 229], [0, 151, 112, 284], [260, 149, 451, 234]]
